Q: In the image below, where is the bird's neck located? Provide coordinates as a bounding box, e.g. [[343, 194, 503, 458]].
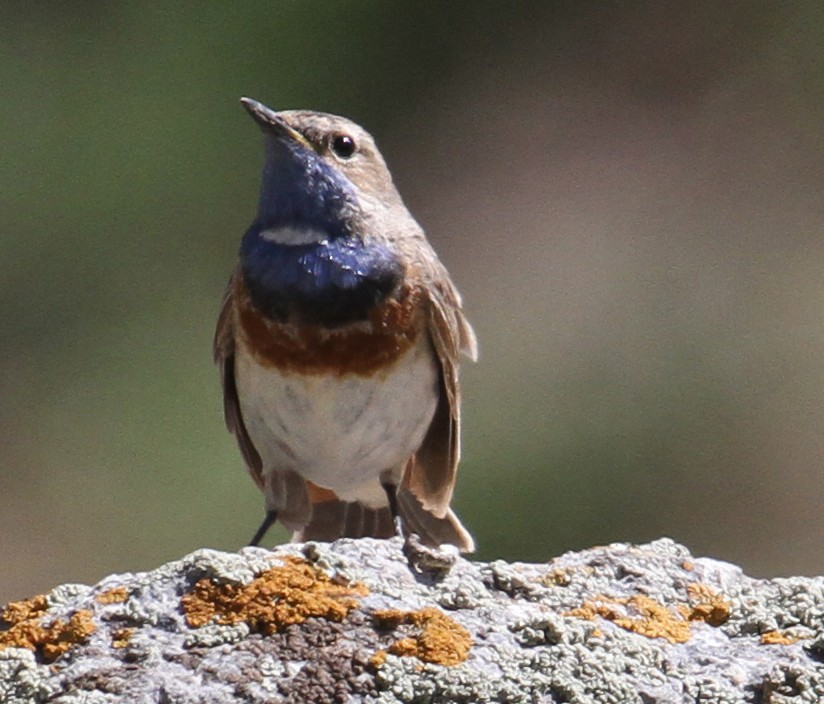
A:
[[239, 223, 403, 328]]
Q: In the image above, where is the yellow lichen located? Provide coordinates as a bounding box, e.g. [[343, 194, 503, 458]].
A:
[[181, 556, 367, 635], [0, 595, 95, 663], [544, 569, 571, 586], [565, 583, 730, 644], [373, 607, 472, 666], [96, 587, 129, 605]]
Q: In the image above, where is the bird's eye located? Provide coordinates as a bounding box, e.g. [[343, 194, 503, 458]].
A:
[[330, 134, 356, 159]]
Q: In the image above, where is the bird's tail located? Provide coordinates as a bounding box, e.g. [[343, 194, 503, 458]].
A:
[[293, 487, 474, 552], [396, 486, 474, 552]]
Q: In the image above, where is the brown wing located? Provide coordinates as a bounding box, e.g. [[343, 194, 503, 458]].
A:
[[213, 270, 264, 490], [405, 270, 477, 517]]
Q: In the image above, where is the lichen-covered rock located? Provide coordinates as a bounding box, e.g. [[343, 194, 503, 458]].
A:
[[1, 538, 823, 703]]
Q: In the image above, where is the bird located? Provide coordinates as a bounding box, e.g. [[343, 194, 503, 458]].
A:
[[213, 97, 477, 552]]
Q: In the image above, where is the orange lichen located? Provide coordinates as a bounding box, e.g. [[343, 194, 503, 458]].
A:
[[2, 594, 49, 624], [181, 557, 367, 635], [370, 649, 388, 667], [565, 601, 600, 621], [567, 596, 692, 643], [681, 560, 695, 571], [373, 607, 472, 667], [0, 595, 95, 663], [565, 584, 730, 644], [111, 627, 134, 648], [686, 583, 731, 626], [761, 630, 806, 645], [96, 587, 129, 605]]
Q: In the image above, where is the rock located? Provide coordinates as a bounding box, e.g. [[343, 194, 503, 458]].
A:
[[1, 538, 823, 703]]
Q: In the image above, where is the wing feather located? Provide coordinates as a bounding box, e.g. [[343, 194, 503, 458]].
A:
[[213, 271, 265, 490], [405, 268, 476, 517]]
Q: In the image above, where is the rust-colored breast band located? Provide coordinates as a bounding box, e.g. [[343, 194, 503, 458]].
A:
[[235, 274, 424, 377]]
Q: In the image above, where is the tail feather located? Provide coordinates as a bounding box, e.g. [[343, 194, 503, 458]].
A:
[[343, 501, 364, 538], [294, 500, 395, 543], [396, 487, 475, 552], [292, 490, 474, 553]]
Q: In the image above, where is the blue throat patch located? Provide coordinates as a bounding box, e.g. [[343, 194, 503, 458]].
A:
[[256, 133, 354, 238], [241, 132, 402, 326], [240, 226, 403, 327]]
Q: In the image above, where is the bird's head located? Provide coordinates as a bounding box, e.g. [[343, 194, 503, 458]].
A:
[[241, 98, 401, 243]]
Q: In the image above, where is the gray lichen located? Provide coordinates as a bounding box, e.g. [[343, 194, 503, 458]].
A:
[[1, 538, 822, 703]]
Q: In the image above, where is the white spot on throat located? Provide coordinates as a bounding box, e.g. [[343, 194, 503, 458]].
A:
[[260, 226, 329, 246]]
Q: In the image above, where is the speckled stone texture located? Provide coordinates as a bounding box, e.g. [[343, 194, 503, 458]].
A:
[[1, 538, 823, 703]]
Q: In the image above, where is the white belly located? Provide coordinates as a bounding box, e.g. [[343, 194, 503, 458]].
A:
[[234, 336, 439, 506]]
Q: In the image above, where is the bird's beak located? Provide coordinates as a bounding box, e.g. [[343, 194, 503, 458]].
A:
[[240, 97, 315, 152]]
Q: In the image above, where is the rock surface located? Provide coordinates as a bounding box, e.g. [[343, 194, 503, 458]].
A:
[[1, 538, 823, 703]]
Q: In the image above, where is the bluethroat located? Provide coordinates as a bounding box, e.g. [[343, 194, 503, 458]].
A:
[[214, 98, 477, 551]]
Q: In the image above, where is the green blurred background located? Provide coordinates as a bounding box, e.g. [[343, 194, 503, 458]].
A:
[[2, 2, 823, 602]]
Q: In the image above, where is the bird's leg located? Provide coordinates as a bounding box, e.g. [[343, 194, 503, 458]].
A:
[[381, 481, 404, 539], [248, 509, 278, 547]]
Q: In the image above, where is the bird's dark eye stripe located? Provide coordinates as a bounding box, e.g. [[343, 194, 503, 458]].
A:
[[331, 134, 356, 159]]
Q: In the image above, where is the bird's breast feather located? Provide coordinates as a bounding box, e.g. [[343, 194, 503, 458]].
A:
[[235, 273, 427, 377]]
